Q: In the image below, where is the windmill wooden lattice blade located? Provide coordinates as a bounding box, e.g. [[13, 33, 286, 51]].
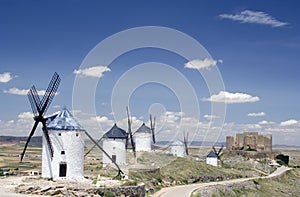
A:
[[42, 121, 54, 159], [27, 88, 39, 117], [40, 72, 61, 115], [20, 121, 39, 162], [126, 106, 136, 157]]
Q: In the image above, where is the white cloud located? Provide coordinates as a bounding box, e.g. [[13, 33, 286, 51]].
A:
[[184, 58, 218, 70], [247, 112, 265, 117], [73, 66, 111, 78], [53, 105, 61, 109], [203, 114, 220, 120], [18, 112, 33, 120], [219, 10, 288, 28], [280, 119, 298, 126], [7, 120, 14, 124], [3, 87, 57, 96], [258, 120, 274, 125], [246, 124, 262, 129], [0, 72, 13, 83], [202, 91, 260, 103], [94, 116, 114, 124]]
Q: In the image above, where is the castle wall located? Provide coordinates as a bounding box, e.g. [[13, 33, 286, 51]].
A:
[[244, 135, 257, 150], [226, 132, 272, 153], [235, 133, 245, 149], [264, 134, 272, 152], [226, 136, 234, 150]]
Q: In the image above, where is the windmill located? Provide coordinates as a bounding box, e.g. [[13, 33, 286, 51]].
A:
[[82, 129, 124, 178], [183, 131, 189, 156], [126, 106, 136, 158], [84, 130, 124, 178], [150, 114, 156, 144], [212, 145, 224, 161], [20, 72, 60, 162]]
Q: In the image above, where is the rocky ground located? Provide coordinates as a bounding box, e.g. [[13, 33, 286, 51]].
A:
[[0, 176, 145, 197]]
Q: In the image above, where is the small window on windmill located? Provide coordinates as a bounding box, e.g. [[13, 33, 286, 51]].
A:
[[58, 133, 61, 136], [76, 133, 79, 137], [61, 151, 65, 155]]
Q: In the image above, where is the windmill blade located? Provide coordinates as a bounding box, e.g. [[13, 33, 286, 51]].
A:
[[84, 136, 103, 157], [31, 86, 42, 111], [20, 121, 39, 162], [126, 106, 136, 158], [184, 131, 189, 156], [217, 145, 224, 156], [42, 121, 54, 159], [40, 72, 61, 115], [150, 114, 156, 144], [84, 130, 123, 177], [212, 146, 217, 154], [27, 90, 39, 116]]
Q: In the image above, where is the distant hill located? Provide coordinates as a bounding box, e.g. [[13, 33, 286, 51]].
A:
[[0, 136, 42, 147], [273, 144, 300, 149], [155, 141, 226, 147]]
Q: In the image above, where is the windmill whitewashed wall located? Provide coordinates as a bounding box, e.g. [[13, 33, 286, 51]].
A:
[[42, 107, 85, 180], [102, 124, 127, 165], [170, 140, 187, 157], [206, 151, 218, 167], [135, 123, 152, 152]]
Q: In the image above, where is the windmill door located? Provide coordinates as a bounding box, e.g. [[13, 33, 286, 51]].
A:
[[59, 163, 67, 177], [112, 155, 116, 163]]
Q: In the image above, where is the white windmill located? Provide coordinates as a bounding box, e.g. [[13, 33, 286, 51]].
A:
[[102, 124, 128, 165], [134, 123, 152, 152], [42, 107, 85, 180], [170, 131, 189, 157]]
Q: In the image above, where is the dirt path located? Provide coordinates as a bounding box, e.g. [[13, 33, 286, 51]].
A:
[[151, 166, 292, 197]]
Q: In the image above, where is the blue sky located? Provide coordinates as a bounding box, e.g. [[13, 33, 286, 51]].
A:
[[0, 1, 300, 146]]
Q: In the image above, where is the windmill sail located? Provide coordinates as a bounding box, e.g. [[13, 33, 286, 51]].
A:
[[183, 131, 189, 156], [150, 114, 156, 144], [84, 136, 104, 157], [212, 145, 224, 160], [20, 72, 60, 162], [126, 106, 136, 158]]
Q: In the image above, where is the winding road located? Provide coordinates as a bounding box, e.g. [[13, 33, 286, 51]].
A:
[[151, 166, 291, 197]]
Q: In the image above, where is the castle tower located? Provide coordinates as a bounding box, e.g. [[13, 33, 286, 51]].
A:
[[135, 123, 152, 152], [226, 136, 234, 150], [42, 107, 85, 180], [102, 124, 127, 165]]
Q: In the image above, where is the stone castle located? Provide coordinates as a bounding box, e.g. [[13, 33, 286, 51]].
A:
[[226, 132, 272, 152]]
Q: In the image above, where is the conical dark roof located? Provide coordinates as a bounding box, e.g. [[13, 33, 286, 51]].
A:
[[135, 123, 151, 134], [103, 124, 128, 139], [47, 107, 84, 131], [207, 151, 218, 158]]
